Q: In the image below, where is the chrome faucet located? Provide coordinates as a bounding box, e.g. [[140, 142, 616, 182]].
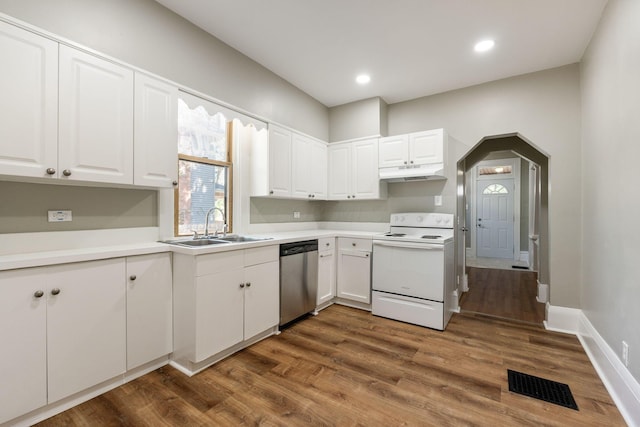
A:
[[204, 207, 227, 238]]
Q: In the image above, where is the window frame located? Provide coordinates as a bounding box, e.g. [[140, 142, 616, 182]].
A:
[[174, 122, 234, 237]]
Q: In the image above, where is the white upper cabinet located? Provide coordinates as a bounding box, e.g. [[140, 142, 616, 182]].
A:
[[0, 21, 58, 179], [133, 73, 178, 188], [409, 129, 444, 165], [292, 133, 327, 199], [328, 138, 386, 200], [378, 135, 409, 168], [379, 129, 444, 168], [253, 123, 328, 199], [58, 45, 134, 184]]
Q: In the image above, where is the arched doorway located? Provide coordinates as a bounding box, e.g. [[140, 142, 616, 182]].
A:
[[455, 133, 549, 324]]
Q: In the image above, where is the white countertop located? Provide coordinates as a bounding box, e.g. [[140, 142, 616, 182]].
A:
[[0, 229, 379, 271]]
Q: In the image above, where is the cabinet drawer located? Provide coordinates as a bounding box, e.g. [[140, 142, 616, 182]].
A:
[[196, 250, 244, 276], [318, 237, 335, 251], [338, 237, 372, 252], [244, 245, 278, 267]]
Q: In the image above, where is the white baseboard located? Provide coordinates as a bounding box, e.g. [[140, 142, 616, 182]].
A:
[[536, 281, 549, 303], [577, 312, 640, 427], [544, 303, 581, 334]]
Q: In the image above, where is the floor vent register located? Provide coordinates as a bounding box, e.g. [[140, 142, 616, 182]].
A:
[[507, 369, 578, 410]]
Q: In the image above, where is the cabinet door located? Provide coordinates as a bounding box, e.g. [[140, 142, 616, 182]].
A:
[[379, 135, 409, 168], [337, 250, 371, 304], [351, 138, 380, 199], [195, 269, 244, 362], [317, 249, 336, 306], [409, 129, 444, 166], [0, 21, 58, 179], [47, 259, 126, 403], [126, 253, 173, 370], [291, 133, 312, 199], [134, 73, 178, 187], [244, 261, 279, 339], [327, 143, 351, 200], [310, 140, 327, 199], [268, 125, 292, 197], [59, 45, 134, 184], [0, 268, 47, 424]]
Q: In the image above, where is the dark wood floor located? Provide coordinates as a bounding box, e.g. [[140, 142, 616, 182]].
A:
[[460, 267, 546, 324], [37, 305, 623, 426]]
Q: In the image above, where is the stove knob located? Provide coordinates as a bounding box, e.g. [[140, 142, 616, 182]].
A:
[[436, 217, 442, 224], [416, 215, 423, 223]]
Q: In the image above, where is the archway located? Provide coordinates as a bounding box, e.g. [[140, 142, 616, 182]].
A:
[[455, 133, 549, 323]]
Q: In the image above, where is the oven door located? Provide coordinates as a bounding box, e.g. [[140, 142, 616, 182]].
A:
[[372, 240, 444, 301]]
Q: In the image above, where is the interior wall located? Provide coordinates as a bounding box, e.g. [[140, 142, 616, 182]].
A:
[[387, 64, 580, 308], [0, 181, 157, 233], [580, 0, 640, 381], [328, 97, 385, 142]]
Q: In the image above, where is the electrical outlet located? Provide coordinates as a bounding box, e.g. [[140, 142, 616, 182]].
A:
[[622, 341, 629, 367], [48, 210, 72, 222], [293, 211, 301, 219], [434, 195, 443, 206]]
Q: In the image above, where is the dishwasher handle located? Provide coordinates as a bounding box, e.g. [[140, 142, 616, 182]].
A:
[[280, 240, 318, 256]]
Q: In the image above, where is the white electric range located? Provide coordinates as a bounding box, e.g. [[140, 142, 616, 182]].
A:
[[372, 213, 456, 330]]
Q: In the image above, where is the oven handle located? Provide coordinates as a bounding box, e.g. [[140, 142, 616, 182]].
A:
[[373, 240, 444, 250]]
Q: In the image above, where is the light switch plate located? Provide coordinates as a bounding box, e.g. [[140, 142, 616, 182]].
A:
[[48, 210, 72, 222], [293, 211, 301, 219]]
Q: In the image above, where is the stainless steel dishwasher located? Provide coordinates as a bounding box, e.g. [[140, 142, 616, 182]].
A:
[[279, 240, 318, 326]]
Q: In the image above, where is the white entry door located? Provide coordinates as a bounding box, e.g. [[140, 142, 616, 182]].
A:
[[477, 179, 514, 259]]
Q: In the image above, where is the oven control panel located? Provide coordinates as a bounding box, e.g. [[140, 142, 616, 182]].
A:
[[390, 213, 453, 228]]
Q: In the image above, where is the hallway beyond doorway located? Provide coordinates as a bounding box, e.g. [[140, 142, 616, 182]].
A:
[[460, 267, 545, 324]]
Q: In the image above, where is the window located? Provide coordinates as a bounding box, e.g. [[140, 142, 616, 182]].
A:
[[482, 184, 509, 195], [478, 165, 512, 176], [175, 98, 233, 236]]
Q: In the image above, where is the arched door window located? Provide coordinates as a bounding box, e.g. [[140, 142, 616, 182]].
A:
[[483, 184, 509, 195]]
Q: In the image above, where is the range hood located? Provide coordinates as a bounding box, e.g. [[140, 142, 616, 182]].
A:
[[379, 163, 447, 182]]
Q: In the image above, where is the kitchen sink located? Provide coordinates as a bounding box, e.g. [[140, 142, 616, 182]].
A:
[[164, 238, 231, 247], [217, 235, 273, 243]]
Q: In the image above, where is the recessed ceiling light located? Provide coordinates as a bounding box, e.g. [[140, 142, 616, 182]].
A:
[[356, 74, 371, 85], [474, 39, 495, 52]]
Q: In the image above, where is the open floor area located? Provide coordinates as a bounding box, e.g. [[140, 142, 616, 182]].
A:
[[36, 305, 623, 426], [460, 267, 545, 324]]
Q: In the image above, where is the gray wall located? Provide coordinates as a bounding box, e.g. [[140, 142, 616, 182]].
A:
[[581, 0, 640, 381], [0, 182, 156, 233], [328, 97, 385, 142], [387, 65, 581, 308]]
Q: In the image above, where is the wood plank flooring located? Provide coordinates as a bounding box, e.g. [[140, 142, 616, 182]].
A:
[[36, 305, 624, 426], [460, 267, 546, 324]]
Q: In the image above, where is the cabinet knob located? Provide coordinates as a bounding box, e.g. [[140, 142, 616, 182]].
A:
[[129, 275, 137, 281], [410, 160, 414, 164], [62, 169, 72, 177], [46, 168, 56, 175], [325, 242, 330, 246], [34, 290, 44, 298], [269, 190, 274, 195], [347, 195, 351, 199], [172, 181, 178, 186], [404, 161, 407, 165], [246, 282, 251, 287], [365, 253, 369, 257], [352, 195, 356, 199], [312, 194, 315, 198], [352, 243, 356, 247], [51, 288, 61, 296], [240, 283, 245, 288]]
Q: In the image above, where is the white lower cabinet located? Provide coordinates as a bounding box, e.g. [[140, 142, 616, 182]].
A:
[[173, 246, 279, 369], [126, 253, 173, 370], [317, 237, 336, 306], [0, 253, 173, 425], [46, 259, 126, 403], [0, 267, 48, 424], [336, 238, 372, 304]]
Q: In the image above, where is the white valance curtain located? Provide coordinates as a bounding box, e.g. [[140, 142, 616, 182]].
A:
[[178, 90, 267, 131]]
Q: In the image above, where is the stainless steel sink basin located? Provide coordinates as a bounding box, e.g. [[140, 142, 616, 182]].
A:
[[217, 235, 273, 243], [164, 238, 231, 247]]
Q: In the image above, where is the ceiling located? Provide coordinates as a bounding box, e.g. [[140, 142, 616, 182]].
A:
[[155, 0, 608, 107]]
